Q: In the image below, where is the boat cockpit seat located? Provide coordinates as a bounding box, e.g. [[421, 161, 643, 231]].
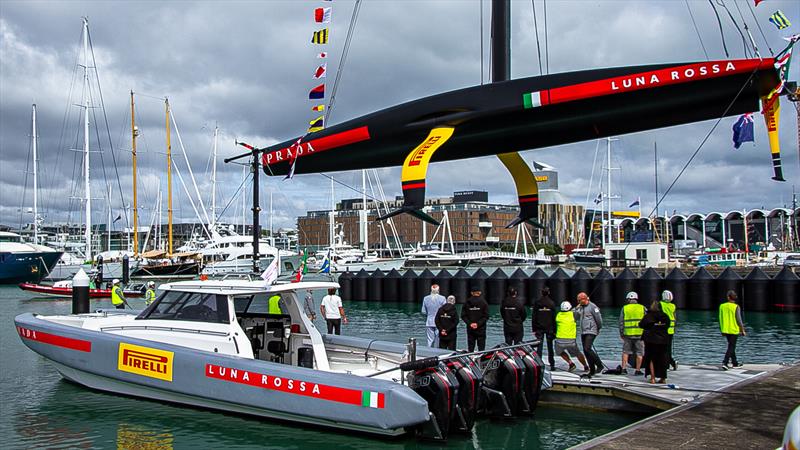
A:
[[267, 340, 287, 363]]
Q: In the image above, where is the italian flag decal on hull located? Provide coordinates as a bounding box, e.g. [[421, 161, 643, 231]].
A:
[[361, 390, 385, 408]]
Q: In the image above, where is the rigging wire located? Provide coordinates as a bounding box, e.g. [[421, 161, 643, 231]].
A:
[[480, 0, 484, 85], [708, 0, 730, 58], [744, 0, 774, 56], [324, 0, 363, 126], [685, 0, 710, 61], [531, 0, 543, 76], [730, 0, 759, 57], [716, 0, 750, 58], [543, 0, 549, 74]]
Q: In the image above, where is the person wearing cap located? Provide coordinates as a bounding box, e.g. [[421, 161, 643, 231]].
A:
[[575, 292, 604, 376], [660, 290, 677, 370], [532, 286, 557, 370], [719, 290, 745, 369], [461, 286, 489, 351], [111, 279, 125, 309], [618, 291, 645, 375], [422, 284, 447, 347], [435, 295, 459, 350], [144, 281, 157, 306], [501, 287, 527, 345], [554, 301, 589, 372]]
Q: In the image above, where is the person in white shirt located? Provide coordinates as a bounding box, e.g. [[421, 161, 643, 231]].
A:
[[320, 288, 347, 335]]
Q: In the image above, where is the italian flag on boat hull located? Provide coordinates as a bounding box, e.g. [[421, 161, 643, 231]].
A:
[[361, 390, 385, 408]]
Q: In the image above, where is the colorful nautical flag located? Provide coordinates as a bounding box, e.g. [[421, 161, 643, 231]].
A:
[[628, 198, 640, 208], [753, 0, 765, 6], [769, 10, 791, 29], [312, 28, 329, 44], [308, 115, 324, 133], [309, 83, 325, 99], [318, 250, 331, 273], [293, 251, 308, 282], [763, 35, 797, 112], [312, 104, 325, 112], [732, 113, 755, 149], [260, 254, 280, 285], [314, 63, 327, 79], [593, 193, 602, 204], [315, 7, 331, 23], [317, 52, 328, 58]]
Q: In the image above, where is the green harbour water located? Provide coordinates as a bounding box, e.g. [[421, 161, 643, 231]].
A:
[[1, 285, 797, 449]]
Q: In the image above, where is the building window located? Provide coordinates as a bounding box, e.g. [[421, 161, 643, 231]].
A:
[[636, 249, 648, 260]]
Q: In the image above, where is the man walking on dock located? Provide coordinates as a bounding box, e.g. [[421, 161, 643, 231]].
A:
[[422, 284, 446, 347], [575, 292, 603, 376], [719, 290, 745, 369], [461, 286, 489, 352], [619, 292, 645, 375], [661, 290, 677, 370], [532, 287, 557, 370], [435, 295, 459, 350]]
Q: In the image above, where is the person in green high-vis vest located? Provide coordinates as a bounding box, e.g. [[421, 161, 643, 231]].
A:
[[660, 290, 677, 371], [268, 294, 286, 315], [618, 292, 645, 375], [719, 290, 746, 369], [554, 301, 589, 373]]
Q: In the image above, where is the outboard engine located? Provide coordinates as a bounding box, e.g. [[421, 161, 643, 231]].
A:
[[443, 355, 482, 433], [477, 345, 524, 417], [410, 362, 458, 440], [512, 343, 545, 413]]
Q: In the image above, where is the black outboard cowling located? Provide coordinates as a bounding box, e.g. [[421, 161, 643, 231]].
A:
[[410, 363, 458, 440], [477, 346, 523, 417], [443, 355, 482, 433], [511, 343, 545, 413]]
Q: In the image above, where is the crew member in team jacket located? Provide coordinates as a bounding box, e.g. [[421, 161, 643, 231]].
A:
[[435, 295, 459, 350], [501, 287, 527, 344], [461, 286, 489, 351], [575, 292, 604, 376], [532, 286, 557, 370]]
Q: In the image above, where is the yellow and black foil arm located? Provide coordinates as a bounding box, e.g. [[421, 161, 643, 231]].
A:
[[497, 152, 542, 228], [761, 95, 785, 182]]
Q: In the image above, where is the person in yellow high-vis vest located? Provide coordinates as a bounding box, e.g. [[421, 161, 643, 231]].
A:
[[144, 281, 157, 306], [554, 301, 589, 373], [268, 294, 286, 315], [618, 292, 646, 375], [660, 290, 677, 370], [111, 279, 126, 310], [719, 290, 746, 369]]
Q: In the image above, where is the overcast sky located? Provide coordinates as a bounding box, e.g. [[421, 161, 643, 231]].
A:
[[1, 0, 798, 232]]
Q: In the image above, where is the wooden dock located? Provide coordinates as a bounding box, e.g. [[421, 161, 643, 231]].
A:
[[570, 363, 800, 449]]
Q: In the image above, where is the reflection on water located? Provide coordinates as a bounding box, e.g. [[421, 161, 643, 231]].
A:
[[3, 286, 796, 449]]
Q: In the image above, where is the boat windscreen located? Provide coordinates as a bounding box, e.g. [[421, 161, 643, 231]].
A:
[[137, 291, 230, 324]]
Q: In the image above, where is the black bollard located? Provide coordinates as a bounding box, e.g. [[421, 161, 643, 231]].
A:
[[415, 268, 436, 301], [687, 267, 714, 310], [508, 268, 528, 304], [527, 268, 549, 307], [637, 268, 663, 304], [399, 270, 417, 303], [715, 267, 742, 306], [613, 268, 637, 307], [352, 269, 370, 301], [382, 269, 401, 302], [434, 269, 452, 298], [338, 271, 353, 300], [72, 269, 90, 314], [451, 269, 470, 304], [772, 267, 799, 312], [486, 268, 508, 305], [590, 268, 614, 307], [122, 254, 130, 285], [743, 267, 771, 312], [549, 267, 571, 304], [663, 268, 688, 309], [367, 269, 384, 302], [470, 268, 489, 300], [570, 268, 592, 303]]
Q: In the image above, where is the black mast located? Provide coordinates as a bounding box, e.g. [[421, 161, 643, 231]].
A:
[[491, 0, 511, 83], [251, 148, 261, 274]]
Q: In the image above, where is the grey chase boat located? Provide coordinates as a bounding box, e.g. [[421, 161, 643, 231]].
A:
[[15, 280, 546, 439]]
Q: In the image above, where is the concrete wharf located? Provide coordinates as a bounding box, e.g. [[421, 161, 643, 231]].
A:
[[563, 363, 799, 449]]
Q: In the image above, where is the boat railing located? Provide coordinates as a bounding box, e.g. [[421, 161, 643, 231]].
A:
[[99, 324, 230, 337]]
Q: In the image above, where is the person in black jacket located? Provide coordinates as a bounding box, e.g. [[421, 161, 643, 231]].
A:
[[435, 295, 459, 350], [532, 286, 557, 370], [501, 287, 527, 344], [639, 300, 671, 384], [461, 286, 489, 351]]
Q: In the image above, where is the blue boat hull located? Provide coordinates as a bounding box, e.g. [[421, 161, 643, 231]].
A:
[[0, 251, 63, 284]]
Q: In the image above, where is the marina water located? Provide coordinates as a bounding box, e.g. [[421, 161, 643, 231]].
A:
[[1, 286, 797, 449]]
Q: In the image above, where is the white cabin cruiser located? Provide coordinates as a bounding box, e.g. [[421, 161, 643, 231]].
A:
[[16, 280, 546, 439]]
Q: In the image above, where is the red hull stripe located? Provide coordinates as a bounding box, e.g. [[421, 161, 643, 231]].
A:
[[402, 182, 426, 190], [263, 126, 370, 166], [17, 326, 92, 352], [518, 196, 539, 203], [205, 364, 385, 408], [530, 59, 773, 108]]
